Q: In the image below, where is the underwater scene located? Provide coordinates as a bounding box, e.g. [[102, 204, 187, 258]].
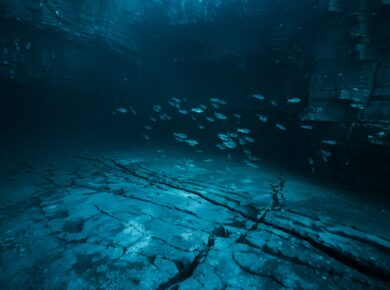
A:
[[0, 1, 389, 289]]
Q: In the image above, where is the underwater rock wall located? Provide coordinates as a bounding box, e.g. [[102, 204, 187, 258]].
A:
[[0, 0, 388, 192], [0, 0, 140, 98], [302, 0, 390, 191]]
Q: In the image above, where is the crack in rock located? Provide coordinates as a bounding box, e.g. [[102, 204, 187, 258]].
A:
[[262, 219, 390, 283], [110, 159, 254, 221], [156, 227, 220, 289]]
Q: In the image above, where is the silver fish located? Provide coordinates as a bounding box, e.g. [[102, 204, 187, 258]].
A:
[[186, 139, 199, 146], [252, 94, 265, 100], [256, 114, 268, 123], [178, 109, 189, 115], [238, 128, 251, 134], [223, 140, 237, 149], [287, 98, 301, 103], [245, 136, 255, 143], [300, 125, 313, 130], [244, 160, 258, 168], [153, 105, 162, 112], [210, 98, 226, 105], [116, 107, 128, 113], [191, 107, 204, 113], [129, 106, 137, 115], [216, 143, 226, 150], [239, 137, 247, 145], [322, 139, 337, 146], [276, 123, 287, 131], [319, 150, 332, 162], [215, 112, 227, 120], [174, 132, 187, 141]]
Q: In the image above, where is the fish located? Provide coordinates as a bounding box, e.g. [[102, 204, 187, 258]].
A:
[[238, 128, 251, 134], [185, 139, 199, 146], [215, 112, 227, 120], [377, 131, 386, 138], [206, 117, 215, 122], [129, 106, 137, 115], [300, 125, 313, 130], [174, 132, 187, 139], [248, 155, 260, 161], [256, 114, 268, 123], [287, 98, 301, 103], [216, 143, 226, 150], [191, 107, 204, 113], [144, 125, 152, 130], [308, 157, 314, 165], [276, 123, 287, 131], [172, 97, 181, 103], [160, 113, 172, 120], [368, 135, 385, 145], [233, 114, 241, 119], [175, 164, 186, 170], [211, 103, 220, 109], [210, 98, 226, 105], [153, 105, 162, 112], [178, 109, 189, 115], [350, 103, 364, 110], [115, 107, 128, 114], [204, 159, 213, 163], [229, 133, 239, 138], [243, 148, 251, 155], [218, 133, 237, 148], [198, 125, 205, 130], [245, 136, 255, 143], [174, 132, 187, 141], [199, 104, 207, 109], [239, 137, 247, 145], [186, 161, 196, 168], [244, 160, 258, 168], [218, 133, 231, 141], [168, 101, 178, 108], [271, 101, 278, 106], [252, 94, 265, 101], [142, 134, 150, 140], [223, 140, 237, 149], [319, 150, 332, 162], [322, 139, 337, 146], [149, 117, 157, 122]]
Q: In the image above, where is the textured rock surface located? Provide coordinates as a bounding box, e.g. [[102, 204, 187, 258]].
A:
[[0, 150, 389, 289]]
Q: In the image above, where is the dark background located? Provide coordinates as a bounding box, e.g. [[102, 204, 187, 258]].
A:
[[0, 0, 389, 194]]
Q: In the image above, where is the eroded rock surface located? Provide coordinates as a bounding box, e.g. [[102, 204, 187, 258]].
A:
[[0, 151, 389, 289]]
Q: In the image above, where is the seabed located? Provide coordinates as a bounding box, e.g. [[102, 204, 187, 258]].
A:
[[0, 149, 389, 289]]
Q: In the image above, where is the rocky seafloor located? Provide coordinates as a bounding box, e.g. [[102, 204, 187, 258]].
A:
[[0, 149, 389, 289]]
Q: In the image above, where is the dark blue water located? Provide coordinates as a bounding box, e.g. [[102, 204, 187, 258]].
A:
[[1, 1, 389, 289]]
